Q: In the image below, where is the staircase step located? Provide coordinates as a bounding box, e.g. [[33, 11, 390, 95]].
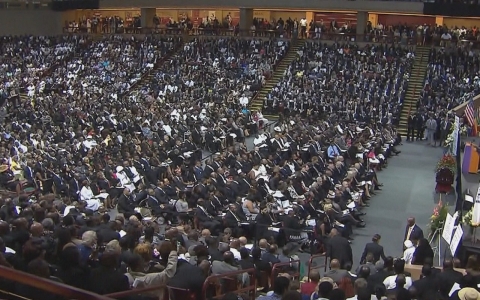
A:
[[398, 46, 430, 122], [249, 39, 303, 116]]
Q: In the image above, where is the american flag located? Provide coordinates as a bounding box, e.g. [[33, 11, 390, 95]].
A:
[[465, 99, 475, 127], [465, 99, 477, 136]]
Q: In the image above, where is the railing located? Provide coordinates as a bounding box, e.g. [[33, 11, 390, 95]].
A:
[[0, 265, 111, 299], [202, 268, 257, 300], [63, 26, 480, 49], [105, 283, 167, 299], [270, 260, 301, 284], [307, 254, 328, 279]]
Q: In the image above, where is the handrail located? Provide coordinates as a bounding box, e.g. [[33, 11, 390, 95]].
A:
[[270, 260, 301, 284], [202, 268, 256, 300], [0, 265, 112, 300], [105, 283, 167, 299], [307, 254, 328, 279]]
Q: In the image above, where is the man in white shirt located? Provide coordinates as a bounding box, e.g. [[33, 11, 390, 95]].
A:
[[229, 239, 242, 260], [383, 272, 412, 290], [300, 18, 307, 39], [239, 94, 249, 107]]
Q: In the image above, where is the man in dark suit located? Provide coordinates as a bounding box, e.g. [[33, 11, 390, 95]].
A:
[[116, 188, 136, 215], [407, 113, 416, 142], [404, 217, 424, 249], [23, 161, 36, 187], [224, 204, 246, 237], [168, 257, 207, 300], [411, 264, 440, 300], [360, 234, 387, 264], [327, 229, 353, 269], [435, 259, 463, 299], [87, 251, 130, 295], [69, 175, 81, 201], [195, 199, 222, 235]]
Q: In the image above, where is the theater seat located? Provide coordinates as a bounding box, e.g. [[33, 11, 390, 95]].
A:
[[166, 286, 196, 300]]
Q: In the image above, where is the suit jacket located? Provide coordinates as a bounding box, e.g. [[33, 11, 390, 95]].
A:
[[324, 268, 349, 283], [87, 266, 129, 295], [69, 178, 81, 200], [154, 187, 170, 204], [327, 235, 353, 268], [23, 166, 35, 183], [436, 269, 463, 298], [168, 260, 206, 299], [117, 194, 136, 213], [404, 224, 424, 243], [195, 207, 213, 223], [412, 274, 440, 300], [225, 210, 245, 228], [261, 252, 280, 266], [360, 242, 386, 264], [212, 261, 238, 275]]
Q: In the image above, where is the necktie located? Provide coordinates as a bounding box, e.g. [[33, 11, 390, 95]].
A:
[[406, 226, 413, 241]]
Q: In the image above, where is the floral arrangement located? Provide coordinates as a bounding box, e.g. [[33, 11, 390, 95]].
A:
[[428, 200, 449, 239], [444, 129, 454, 148], [435, 154, 457, 175], [462, 207, 480, 228], [460, 126, 467, 136]]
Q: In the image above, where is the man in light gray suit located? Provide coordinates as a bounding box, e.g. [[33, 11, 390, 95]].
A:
[[324, 259, 349, 284], [355, 253, 377, 276]]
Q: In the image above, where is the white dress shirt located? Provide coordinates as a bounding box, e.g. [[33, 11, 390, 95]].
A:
[[383, 274, 412, 290]]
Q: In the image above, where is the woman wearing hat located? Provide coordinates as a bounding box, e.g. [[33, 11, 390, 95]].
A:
[[457, 288, 480, 300], [0, 164, 21, 195]]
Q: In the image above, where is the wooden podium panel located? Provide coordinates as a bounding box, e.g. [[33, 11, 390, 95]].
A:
[[405, 264, 465, 280], [463, 142, 480, 174]]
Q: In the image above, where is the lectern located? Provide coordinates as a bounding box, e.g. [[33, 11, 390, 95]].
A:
[[463, 142, 480, 174]]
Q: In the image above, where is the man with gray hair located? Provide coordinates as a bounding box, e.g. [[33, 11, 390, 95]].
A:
[[78, 230, 97, 264]]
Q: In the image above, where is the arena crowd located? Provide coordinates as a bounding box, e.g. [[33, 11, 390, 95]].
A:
[[0, 28, 476, 300]]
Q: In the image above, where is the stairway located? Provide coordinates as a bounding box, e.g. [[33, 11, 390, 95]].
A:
[[398, 46, 430, 136], [249, 39, 303, 121], [124, 35, 190, 95]]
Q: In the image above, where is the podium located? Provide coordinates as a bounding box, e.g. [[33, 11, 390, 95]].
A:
[[463, 142, 480, 174]]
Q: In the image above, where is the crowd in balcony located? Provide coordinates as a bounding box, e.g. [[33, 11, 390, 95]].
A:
[[421, 45, 480, 113]]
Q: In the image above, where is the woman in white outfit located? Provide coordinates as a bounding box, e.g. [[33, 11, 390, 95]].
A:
[[403, 240, 416, 264], [79, 180, 101, 211]]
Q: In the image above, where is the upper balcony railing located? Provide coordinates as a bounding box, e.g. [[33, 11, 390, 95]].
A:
[[62, 26, 480, 49]]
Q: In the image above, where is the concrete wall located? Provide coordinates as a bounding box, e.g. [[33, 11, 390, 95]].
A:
[[99, 0, 424, 15], [0, 10, 64, 35]]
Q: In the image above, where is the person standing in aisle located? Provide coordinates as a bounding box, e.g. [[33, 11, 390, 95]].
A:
[[300, 17, 307, 39]]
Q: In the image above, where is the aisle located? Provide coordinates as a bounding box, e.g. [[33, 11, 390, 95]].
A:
[[348, 142, 446, 266]]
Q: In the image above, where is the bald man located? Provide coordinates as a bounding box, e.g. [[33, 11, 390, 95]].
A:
[[324, 259, 349, 283], [404, 217, 423, 247]]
